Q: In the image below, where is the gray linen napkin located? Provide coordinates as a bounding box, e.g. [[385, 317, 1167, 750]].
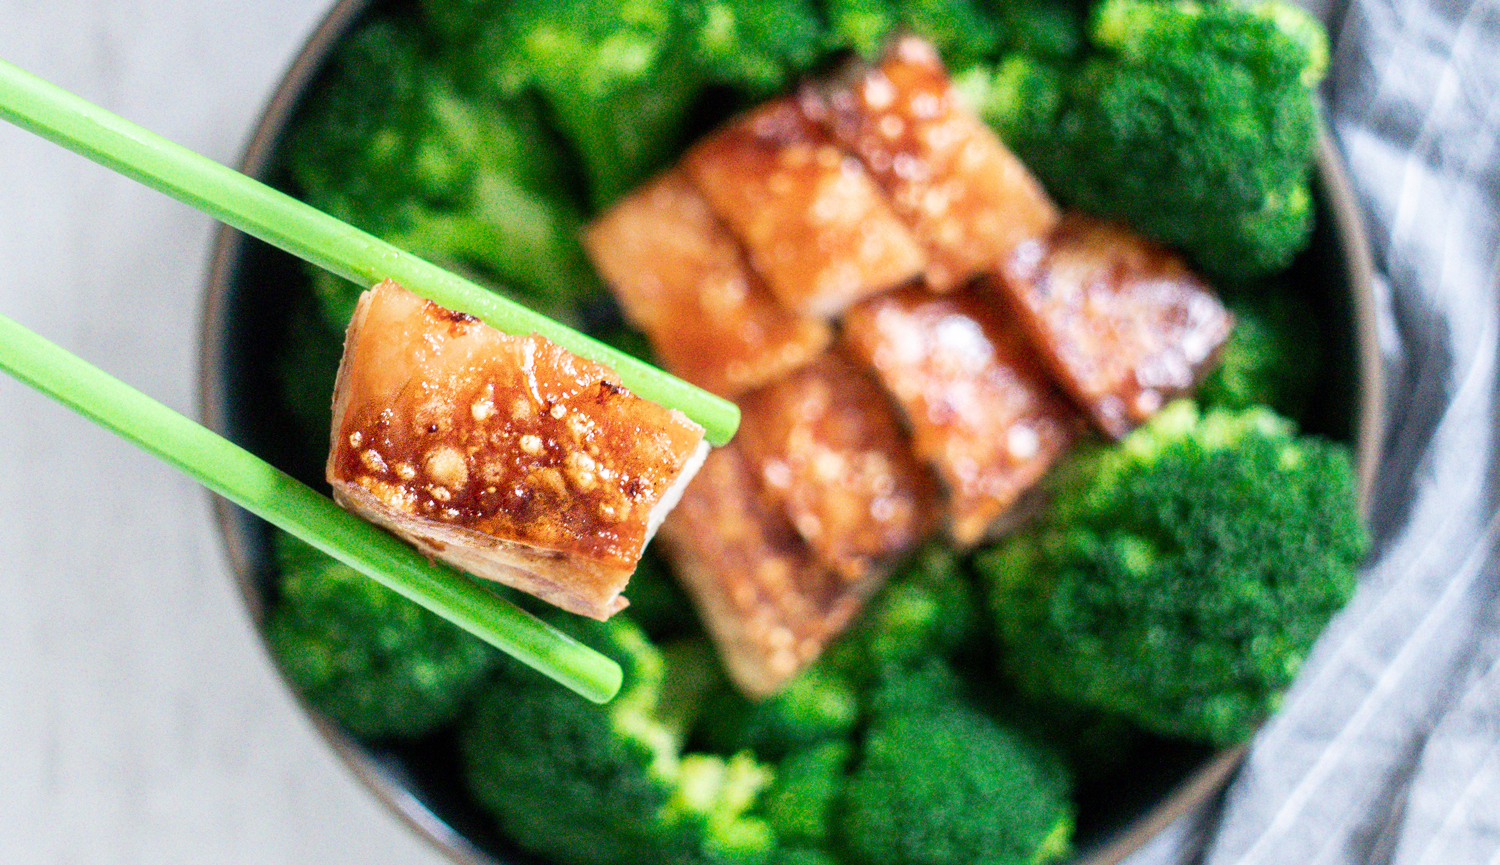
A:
[[1124, 0, 1500, 862]]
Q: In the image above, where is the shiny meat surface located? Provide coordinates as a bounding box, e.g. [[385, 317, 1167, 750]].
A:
[[682, 97, 927, 318], [734, 353, 939, 578], [327, 281, 707, 619], [658, 444, 872, 697], [995, 214, 1234, 438], [583, 170, 831, 397], [842, 286, 1080, 545], [807, 36, 1059, 292]]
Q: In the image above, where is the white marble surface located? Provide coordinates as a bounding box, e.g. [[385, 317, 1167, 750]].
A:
[[0, 2, 446, 862]]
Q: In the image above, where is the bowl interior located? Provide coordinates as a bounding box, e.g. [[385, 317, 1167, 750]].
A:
[[199, 3, 1385, 862]]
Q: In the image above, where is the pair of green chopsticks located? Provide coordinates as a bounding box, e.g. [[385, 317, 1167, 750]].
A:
[[0, 58, 740, 704]]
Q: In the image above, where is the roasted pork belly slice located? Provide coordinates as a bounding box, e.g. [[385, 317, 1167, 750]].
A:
[[583, 170, 831, 398], [994, 214, 1234, 438], [682, 97, 927, 318], [805, 36, 1059, 292], [658, 443, 873, 697], [842, 286, 1080, 546], [734, 353, 939, 578], [327, 280, 708, 620]]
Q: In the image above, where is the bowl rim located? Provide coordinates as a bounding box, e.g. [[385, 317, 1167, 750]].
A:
[[197, 4, 1388, 862]]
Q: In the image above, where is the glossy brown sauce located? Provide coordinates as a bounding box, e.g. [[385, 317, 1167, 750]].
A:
[[330, 282, 704, 567]]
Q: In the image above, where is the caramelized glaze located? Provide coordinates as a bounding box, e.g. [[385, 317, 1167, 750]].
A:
[[734, 352, 939, 578], [843, 285, 1080, 544], [995, 215, 1234, 438], [807, 36, 1059, 292], [328, 281, 706, 618], [583, 170, 830, 397], [659, 444, 872, 697], [682, 97, 927, 317]]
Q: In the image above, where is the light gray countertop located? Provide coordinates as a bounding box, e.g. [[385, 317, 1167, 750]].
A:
[[0, 2, 442, 861]]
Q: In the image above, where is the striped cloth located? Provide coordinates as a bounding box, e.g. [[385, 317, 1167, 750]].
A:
[[1125, 0, 1500, 862]]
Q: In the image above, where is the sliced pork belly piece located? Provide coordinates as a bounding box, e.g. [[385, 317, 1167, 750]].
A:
[[682, 97, 927, 318], [583, 170, 831, 398], [995, 214, 1234, 438], [658, 443, 871, 697], [735, 353, 939, 579], [842, 286, 1081, 545], [805, 36, 1059, 292], [327, 280, 708, 620]]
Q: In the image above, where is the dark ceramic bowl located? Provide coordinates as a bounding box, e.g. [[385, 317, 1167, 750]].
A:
[[199, 2, 1386, 862]]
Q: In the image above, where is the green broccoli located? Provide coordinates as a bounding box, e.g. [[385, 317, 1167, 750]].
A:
[[837, 662, 1075, 865], [452, 0, 705, 209], [283, 18, 595, 325], [823, 0, 1003, 70], [995, 0, 1088, 59], [759, 740, 853, 847], [697, 666, 861, 760], [1198, 284, 1322, 419], [682, 0, 824, 97], [979, 401, 1365, 745], [274, 288, 343, 466], [976, 0, 1330, 280], [264, 533, 500, 739], [821, 543, 983, 687], [462, 617, 775, 865]]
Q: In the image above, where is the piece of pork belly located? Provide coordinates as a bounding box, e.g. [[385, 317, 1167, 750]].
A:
[[842, 286, 1080, 545], [327, 280, 708, 620], [734, 352, 939, 579], [583, 170, 831, 398], [682, 97, 927, 318], [994, 214, 1234, 438], [658, 443, 872, 697], [805, 36, 1059, 292]]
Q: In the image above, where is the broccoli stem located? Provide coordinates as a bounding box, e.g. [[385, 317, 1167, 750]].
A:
[[0, 57, 739, 446], [0, 310, 623, 703]]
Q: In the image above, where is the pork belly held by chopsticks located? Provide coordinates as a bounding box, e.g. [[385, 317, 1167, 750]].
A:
[[993, 214, 1234, 438], [842, 285, 1081, 546], [583, 170, 831, 398], [806, 36, 1059, 293], [682, 97, 928, 318], [734, 352, 940, 580], [327, 280, 709, 620], [657, 443, 872, 697]]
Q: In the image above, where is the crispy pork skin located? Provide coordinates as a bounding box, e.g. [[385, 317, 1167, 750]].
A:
[[806, 36, 1059, 292], [842, 286, 1080, 545], [995, 214, 1234, 438], [658, 443, 872, 697], [734, 353, 939, 579], [583, 170, 831, 397], [682, 97, 927, 318], [327, 280, 707, 620]]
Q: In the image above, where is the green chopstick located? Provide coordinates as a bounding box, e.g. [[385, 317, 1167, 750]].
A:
[[0, 311, 622, 703], [0, 57, 738, 446]]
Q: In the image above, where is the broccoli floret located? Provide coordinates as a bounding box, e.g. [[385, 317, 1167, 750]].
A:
[[823, 0, 1003, 70], [624, 548, 705, 641], [264, 533, 500, 739], [274, 288, 343, 464], [284, 18, 594, 324], [759, 740, 853, 846], [821, 543, 983, 687], [682, 0, 823, 96], [979, 401, 1366, 745], [995, 0, 1087, 59], [979, 0, 1329, 280], [1198, 284, 1322, 419], [698, 667, 861, 759], [837, 662, 1075, 865], [454, 0, 705, 209], [462, 618, 775, 865]]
